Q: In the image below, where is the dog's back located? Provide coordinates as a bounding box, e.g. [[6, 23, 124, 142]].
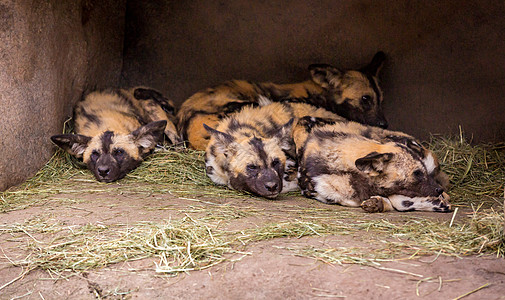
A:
[[74, 90, 142, 136], [177, 52, 387, 150]]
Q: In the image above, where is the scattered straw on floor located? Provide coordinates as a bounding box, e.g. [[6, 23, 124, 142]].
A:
[[1, 206, 502, 285], [0, 135, 503, 283]]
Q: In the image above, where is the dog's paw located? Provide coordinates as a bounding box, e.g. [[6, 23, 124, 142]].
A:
[[361, 196, 385, 213]]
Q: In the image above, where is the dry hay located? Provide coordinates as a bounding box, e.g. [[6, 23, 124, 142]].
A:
[[1, 207, 502, 284], [0, 146, 251, 213], [0, 134, 503, 284], [428, 130, 505, 207]]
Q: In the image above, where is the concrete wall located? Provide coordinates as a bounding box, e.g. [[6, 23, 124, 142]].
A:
[[122, 0, 505, 143], [0, 0, 125, 191]]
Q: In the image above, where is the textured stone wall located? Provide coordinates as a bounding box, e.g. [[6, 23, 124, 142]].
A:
[[0, 0, 125, 191], [122, 0, 505, 143]]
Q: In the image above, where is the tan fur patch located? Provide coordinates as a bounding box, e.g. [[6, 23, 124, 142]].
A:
[[313, 174, 360, 206], [113, 135, 141, 160], [338, 71, 375, 105], [74, 92, 140, 136], [188, 114, 220, 150]]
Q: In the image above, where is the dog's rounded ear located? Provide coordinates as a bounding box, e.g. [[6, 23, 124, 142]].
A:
[[131, 120, 167, 155], [274, 118, 295, 152], [360, 51, 386, 76], [203, 124, 235, 145], [308, 64, 343, 89], [50, 134, 91, 158], [203, 123, 236, 155], [355, 151, 393, 176]]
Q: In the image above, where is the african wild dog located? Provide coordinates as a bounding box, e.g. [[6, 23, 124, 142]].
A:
[[50, 87, 181, 182], [295, 118, 451, 212], [177, 52, 387, 150], [204, 102, 343, 198], [293, 116, 450, 190]]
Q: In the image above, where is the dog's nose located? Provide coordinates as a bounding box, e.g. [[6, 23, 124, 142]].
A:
[[264, 181, 279, 192], [98, 166, 110, 177]]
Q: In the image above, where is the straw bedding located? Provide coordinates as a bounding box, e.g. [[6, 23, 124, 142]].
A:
[[0, 133, 503, 279]]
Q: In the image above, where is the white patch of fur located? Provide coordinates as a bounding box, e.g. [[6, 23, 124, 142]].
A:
[[328, 77, 341, 88], [281, 179, 299, 193], [423, 153, 437, 174], [205, 155, 228, 186], [313, 174, 361, 207], [388, 194, 444, 212], [136, 136, 156, 149], [281, 159, 299, 193], [71, 143, 87, 157], [283, 158, 296, 176], [285, 158, 296, 168], [257, 95, 274, 106]]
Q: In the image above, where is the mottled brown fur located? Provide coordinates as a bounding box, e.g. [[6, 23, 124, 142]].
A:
[[51, 87, 180, 182], [295, 119, 451, 212], [178, 52, 387, 150], [293, 116, 450, 190], [204, 102, 343, 198]]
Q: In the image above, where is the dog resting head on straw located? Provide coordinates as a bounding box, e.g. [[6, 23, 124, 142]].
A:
[[295, 116, 451, 213], [51, 87, 181, 182]]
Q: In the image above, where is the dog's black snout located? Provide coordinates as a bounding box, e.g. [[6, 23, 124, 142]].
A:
[[98, 166, 110, 177], [264, 181, 279, 192]]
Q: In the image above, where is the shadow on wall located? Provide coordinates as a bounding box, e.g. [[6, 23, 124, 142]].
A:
[[121, 0, 505, 143]]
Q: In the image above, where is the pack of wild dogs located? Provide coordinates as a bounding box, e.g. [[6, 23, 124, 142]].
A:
[[51, 52, 451, 213]]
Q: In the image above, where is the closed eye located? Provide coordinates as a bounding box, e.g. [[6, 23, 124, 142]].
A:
[[90, 150, 100, 162], [413, 169, 424, 179], [271, 158, 280, 168]]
